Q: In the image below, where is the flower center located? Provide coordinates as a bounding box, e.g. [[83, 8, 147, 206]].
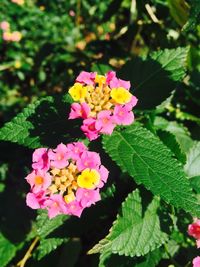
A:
[[57, 153, 64, 161], [35, 176, 44, 185], [48, 163, 79, 201], [85, 85, 113, 117]]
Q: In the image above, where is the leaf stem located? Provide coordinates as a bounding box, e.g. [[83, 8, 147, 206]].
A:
[[16, 236, 40, 267]]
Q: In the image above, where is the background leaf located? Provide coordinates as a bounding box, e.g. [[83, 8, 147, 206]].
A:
[[0, 233, 16, 267], [183, 0, 200, 31], [154, 118, 194, 153], [184, 142, 200, 177], [119, 47, 188, 109]]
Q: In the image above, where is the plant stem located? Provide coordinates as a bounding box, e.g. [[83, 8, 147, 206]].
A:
[[76, 0, 81, 26], [16, 237, 40, 267], [164, 244, 181, 267]]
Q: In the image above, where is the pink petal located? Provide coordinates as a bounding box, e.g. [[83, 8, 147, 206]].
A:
[[81, 118, 100, 141], [193, 256, 200, 267], [76, 71, 96, 85], [26, 193, 40, 209]]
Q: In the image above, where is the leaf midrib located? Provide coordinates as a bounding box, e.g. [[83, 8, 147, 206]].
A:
[[114, 131, 198, 208]]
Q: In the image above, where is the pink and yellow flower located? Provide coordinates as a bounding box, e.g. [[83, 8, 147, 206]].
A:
[[25, 142, 109, 218], [68, 71, 138, 140]]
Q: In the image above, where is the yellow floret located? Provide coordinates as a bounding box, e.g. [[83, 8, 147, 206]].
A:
[[95, 74, 106, 87], [77, 168, 100, 189], [69, 83, 87, 102], [64, 192, 76, 203], [110, 87, 132, 104]]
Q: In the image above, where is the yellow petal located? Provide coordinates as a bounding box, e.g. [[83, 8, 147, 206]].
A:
[[68, 83, 87, 101], [64, 192, 75, 203], [110, 87, 132, 104], [77, 168, 100, 189], [95, 74, 106, 87]]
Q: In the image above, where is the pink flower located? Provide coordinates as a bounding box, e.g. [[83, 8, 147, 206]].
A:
[[69, 10, 75, 17], [113, 105, 134, 125], [81, 118, 100, 141], [44, 194, 67, 219], [49, 143, 69, 168], [77, 151, 101, 171], [76, 71, 96, 85], [69, 102, 90, 119], [26, 191, 47, 209], [66, 200, 84, 217], [193, 257, 200, 267], [95, 110, 116, 134], [76, 188, 101, 208], [188, 219, 200, 240], [0, 21, 10, 31], [32, 148, 50, 171], [66, 142, 88, 160], [106, 71, 130, 90], [98, 165, 109, 188], [25, 170, 52, 193]]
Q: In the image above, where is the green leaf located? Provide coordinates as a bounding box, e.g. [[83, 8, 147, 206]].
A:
[[0, 95, 82, 148], [89, 189, 167, 257], [91, 63, 112, 74], [134, 250, 162, 267], [154, 118, 193, 153], [0, 233, 16, 267], [99, 249, 162, 267], [36, 210, 68, 239], [102, 123, 200, 216], [157, 130, 186, 164], [185, 142, 200, 177], [190, 176, 200, 193], [119, 47, 188, 109], [36, 238, 67, 260], [167, 0, 189, 26], [183, 0, 200, 31]]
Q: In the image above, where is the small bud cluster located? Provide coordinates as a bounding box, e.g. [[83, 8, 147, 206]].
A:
[[68, 71, 138, 140], [25, 142, 109, 218]]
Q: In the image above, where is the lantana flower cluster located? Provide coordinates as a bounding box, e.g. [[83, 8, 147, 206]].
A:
[[68, 71, 138, 140], [188, 219, 200, 266], [0, 21, 22, 42], [25, 142, 109, 218]]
